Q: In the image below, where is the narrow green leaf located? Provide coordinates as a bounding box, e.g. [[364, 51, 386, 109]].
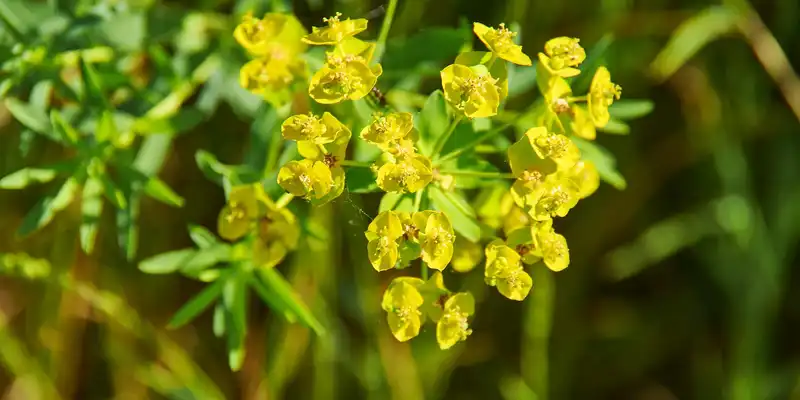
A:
[[95, 110, 117, 143], [608, 99, 655, 120], [429, 186, 481, 242], [600, 118, 631, 135], [223, 273, 247, 371], [79, 56, 108, 108], [0, 0, 27, 42], [143, 175, 184, 207], [180, 245, 231, 275], [80, 176, 104, 254], [379, 193, 405, 212], [345, 167, 379, 193], [97, 171, 127, 209], [195, 150, 234, 186], [417, 90, 449, 156], [5, 98, 54, 138], [572, 137, 627, 190], [132, 107, 206, 136], [0, 161, 75, 189], [17, 177, 80, 237], [650, 6, 738, 81], [168, 278, 225, 329], [138, 249, 196, 274], [30, 80, 53, 110], [50, 109, 79, 144], [248, 273, 297, 323], [188, 224, 219, 248], [256, 268, 325, 335], [212, 302, 226, 338]]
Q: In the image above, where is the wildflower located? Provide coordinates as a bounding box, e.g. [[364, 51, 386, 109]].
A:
[[570, 105, 597, 140], [234, 12, 308, 57], [376, 154, 433, 193], [524, 175, 580, 221], [451, 236, 483, 273], [412, 211, 455, 271], [436, 292, 475, 349], [365, 211, 404, 271], [484, 239, 533, 301], [564, 160, 600, 199], [382, 278, 425, 342], [239, 56, 304, 106], [472, 23, 532, 66], [587, 66, 622, 128], [506, 227, 542, 265], [454, 51, 509, 102], [510, 127, 580, 175], [253, 197, 300, 268], [282, 112, 348, 144], [309, 53, 382, 104], [441, 64, 500, 118], [303, 13, 368, 45], [543, 37, 586, 70], [277, 159, 334, 199], [217, 185, 259, 241], [533, 220, 570, 271], [360, 112, 415, 151]]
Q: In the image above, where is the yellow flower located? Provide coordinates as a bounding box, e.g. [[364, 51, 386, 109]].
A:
[[239, 56, 305, 106], [533, 220, 570, 271], [587, 66, 622, 128], [277, 159, 334, 199], [376, 154, 433, 193], [281, 112, 348, 145], [382, 278, 424, 342], [217, 185, 259, 241], [570, 105, 597, 140], [564, 160, 600, 199], [441, 64, 500, 118], [234, 12, 307, 57], [484, 239, 532, 301], [303, 13, 368, 45], [454, 51, 509, 102], [543, 37, 586, 70], [511, 127, 580, 172], [253, 202, 300, 268], [360, 112, 414, 151], [526, 175, 580, 221], [309, 53, 382, 104], [365, 211, 404, 271], [436, 292, 475, 349], [472, 22, 532, 66], [412, 211, 455, 271]]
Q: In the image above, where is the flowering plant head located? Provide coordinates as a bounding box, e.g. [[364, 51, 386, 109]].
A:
[[234, 12, 308, 57], [303, 13, 368, 45], [472, 22, 532, 66], [441, 64, 500, 118], [588, 66, 622, 128]]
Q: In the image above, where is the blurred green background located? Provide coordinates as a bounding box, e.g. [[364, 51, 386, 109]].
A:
[[1, 0, 799, 399]]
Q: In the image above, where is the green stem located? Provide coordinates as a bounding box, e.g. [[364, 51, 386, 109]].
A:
[[486, 54, 498, 70], [435, 122, 511, 165], [438, 169, 514, 179], [264, 104, 292, 176], [567, 95, 587, 102], [420, 263, 429, 281], [412, 188, 424, 212], [275, 193, 294, 209], [374, 0, 399, 62], [339, 160, 372, 168], [432, 115, 464, 160]]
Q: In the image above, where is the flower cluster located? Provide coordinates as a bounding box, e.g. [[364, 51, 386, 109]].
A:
[[303, 13, 383, 104], [234, 12, 308, 106], [277, 112, 351, 205], [217, 184, 300, 268], [361, 112, 433, 193]]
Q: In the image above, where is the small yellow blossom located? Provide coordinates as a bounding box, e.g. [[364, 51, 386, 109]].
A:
[[277, 159, 334, 199], [360, 112, 414, 151], [253, 202, 300, 268], [412, 211, 456, 271], [376, 154, 433, 193], [472, 22, 532, 66], [282, 112, 348, 145], [217, 185, 259, 241], [441, 64, 500, 118], [543, 37, 586, 70], [525, 175, 580, 221], [303, 13, 368, 45], [365, 211, 404, 271], [587, 66, 622, 128], [533, 220, 570, 271], [234, 12, 308, 57], [564, 160, 600, 199], [484, 239, 533, 301], [436, 292, 475, 349], [382, 279, 424, 341], [309, 53, 382, 104], [570, 105, 597, 140]]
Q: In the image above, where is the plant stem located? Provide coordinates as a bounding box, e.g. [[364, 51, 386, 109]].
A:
[[435, 122, 511, 165], [432, 115, 464, 160], [421, 263, 429, 281], [275, 193, 294, 209], [438, 169, 515, 179], [375, 0, 399, 62], [339, 160, 372, 168], [567, 95, 588, 102], [413, 188, 424, 212]]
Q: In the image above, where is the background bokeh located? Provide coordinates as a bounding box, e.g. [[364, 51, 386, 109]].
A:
[[1, 0, 799, 399]]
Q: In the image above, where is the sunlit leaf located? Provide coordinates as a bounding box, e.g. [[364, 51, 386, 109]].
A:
[[0, 161, 76, 189], [5, 98, 55, 138], [572, 137, 627, 190], [417, 90, 449, 156], [168, 278, 226, 329], [80, 176, 104, 254], [609, 99, 655, 120], [17, 177, 80, 237], [429, 186, 481, 242], [188, 224, 219, 248], [255, 268, 325, 335]]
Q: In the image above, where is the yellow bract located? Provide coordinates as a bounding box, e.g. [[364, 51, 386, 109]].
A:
[[360, 112, 415, 151], [436, 292, 475, 350], [381, 279, 424, 342], [309, 53, 382, 104], [365, 211, 404, 271], [484, 239, 533, 301], [217, 185, 259, 241], [565, 160, 600, 199], [376, 154, 433, 193], [234, 12, 308, 57], [543, 37, 586, 70], [533, 220, 570, 272], [277, 159, 333, 199], [303, 13, 368, 45], [239, 56, 303, 101], [472, 22, 532, 66], [587, 66, 622, 128], [413, 211, 456, 271], [441, 64, 500, 118]]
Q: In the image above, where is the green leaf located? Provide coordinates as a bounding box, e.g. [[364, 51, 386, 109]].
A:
[[0, 161, 76, 189], [30, 80, 53, 110], [132, 107, 206, 136], [379, 193, 406, 212], [223, 273, 247, 371], [117, 194, 139, 261], [429, 186, 481, 242], [508, 64, 538, 97], [417, 90, 449, 156], [97, 171, 127, 209], [138, 245, 229, 275], [345, 167, 379, 193], [5, 98, 54, 138], [80, 176, 104, 254], [382, 27, 468, 72], [600, 118, 630, 135], [79, 56, 108, 109], [572, 137, 627, 190], [195, 150, 235, 186], [17, 177, 80, 237], [168, 278, 225, 329], [50, 109, 80, 144], [609, 99, 655, 120], [99, 12, 145, 51], [188, 224, 219, 248], [255, 268, 325, 335], [212, 302, 226, 338], [95, 110, 117, 143], [0, 0, 32, 42], [121, 165, 184, 207], [650, 6, 738, 81]]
